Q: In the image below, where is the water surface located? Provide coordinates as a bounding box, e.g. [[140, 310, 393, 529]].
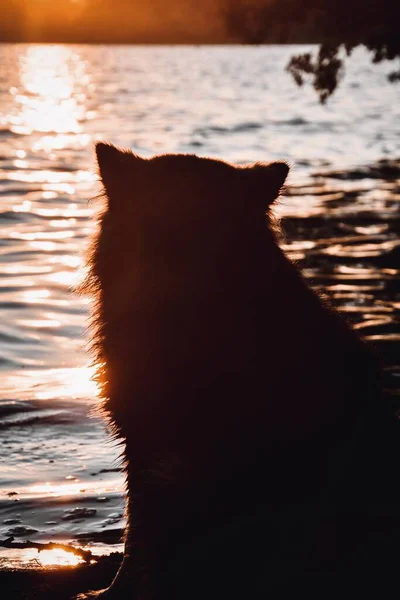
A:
[[0, 44, 399, 568]]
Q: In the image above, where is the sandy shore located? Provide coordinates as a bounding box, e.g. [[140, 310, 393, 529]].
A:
[[0, 553, 121, 600]]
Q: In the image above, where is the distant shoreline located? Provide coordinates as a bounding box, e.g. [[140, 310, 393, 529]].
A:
[[0, 40, 320, 46]]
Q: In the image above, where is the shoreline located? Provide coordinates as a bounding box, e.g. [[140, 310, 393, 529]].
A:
[[0, 553, 121, 600]]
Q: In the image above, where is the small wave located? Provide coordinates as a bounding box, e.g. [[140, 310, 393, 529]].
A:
[[0, 128, 23, 138], [0, 399, 90, 429], [0, 301, 35, 310], [62, 507, 97, 521], [0, 211, 31, 223], [6, 525, 39, 537], [230, 121, 262, 133], [194, 121, 262, 137], [188, 140, 204, 148], [0, 409, 73, 429], [2, 518, 21, 525], [276, 117, 309, 126], [45, 164, 80, 173], [0, 329, 36, 345], [0, 400, 35, 418], [75, 528, 124, 544], [0, 186, 43, 197], [0, 355, 22, 368], [314, 159, 400, 181], [90, 468, 123, 477]]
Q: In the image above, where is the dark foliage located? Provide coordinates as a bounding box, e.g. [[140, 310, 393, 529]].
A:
[[224, 0, 400, 101]]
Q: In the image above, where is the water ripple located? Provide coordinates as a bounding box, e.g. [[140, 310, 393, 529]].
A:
[[0, 43, 399, 561]]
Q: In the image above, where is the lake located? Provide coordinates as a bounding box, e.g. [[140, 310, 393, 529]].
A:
[[0, 44, 399, 568]]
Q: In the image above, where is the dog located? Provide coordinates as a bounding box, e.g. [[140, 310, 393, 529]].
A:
[[76, 143, 381, 598]]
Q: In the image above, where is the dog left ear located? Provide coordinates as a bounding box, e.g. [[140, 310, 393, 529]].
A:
[[244, 162, 289, 208], [96, 142, 127, 182], [95, 143, 143, 206]]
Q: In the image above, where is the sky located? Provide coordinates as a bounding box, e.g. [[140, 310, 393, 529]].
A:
[[0, 0, 231, 43]]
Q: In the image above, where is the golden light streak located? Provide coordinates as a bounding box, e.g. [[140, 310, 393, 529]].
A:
[[14, 47, 84, 136], [37, 549, 84, 567]]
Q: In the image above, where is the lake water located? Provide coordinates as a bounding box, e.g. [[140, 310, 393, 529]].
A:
[[0, 44, 399, 568]]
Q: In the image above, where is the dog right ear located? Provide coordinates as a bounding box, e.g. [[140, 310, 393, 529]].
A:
[[95, 143, 142, 206]]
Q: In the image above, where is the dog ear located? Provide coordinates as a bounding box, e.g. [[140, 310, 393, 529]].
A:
[[95, 143, 142, 207], [244, 162, 289, 208]]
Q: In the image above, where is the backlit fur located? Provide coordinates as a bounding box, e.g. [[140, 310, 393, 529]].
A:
[[78, 144, 381, 599]]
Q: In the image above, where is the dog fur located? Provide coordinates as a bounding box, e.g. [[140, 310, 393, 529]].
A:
[[77, 143, 381, 598]]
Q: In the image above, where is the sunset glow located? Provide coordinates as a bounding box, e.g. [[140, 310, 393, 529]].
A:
[[38, 548, 84, 567], [35, 366, 100, 400], [8, 46, 91, 143], [2, 366, 99, 402], [0, 0, 398, 584]]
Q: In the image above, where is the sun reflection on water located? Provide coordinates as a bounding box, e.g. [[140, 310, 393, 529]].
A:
[[1, 365, 100, 402], [12, 46, 90, 138], [34, 365, 100, 400], [0, 45, 102, 411], [38, 548, 84, 567], [27, 477, 114, 499]]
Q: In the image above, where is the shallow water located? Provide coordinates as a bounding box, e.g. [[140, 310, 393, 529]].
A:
[[0, 44, 399, 568]]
